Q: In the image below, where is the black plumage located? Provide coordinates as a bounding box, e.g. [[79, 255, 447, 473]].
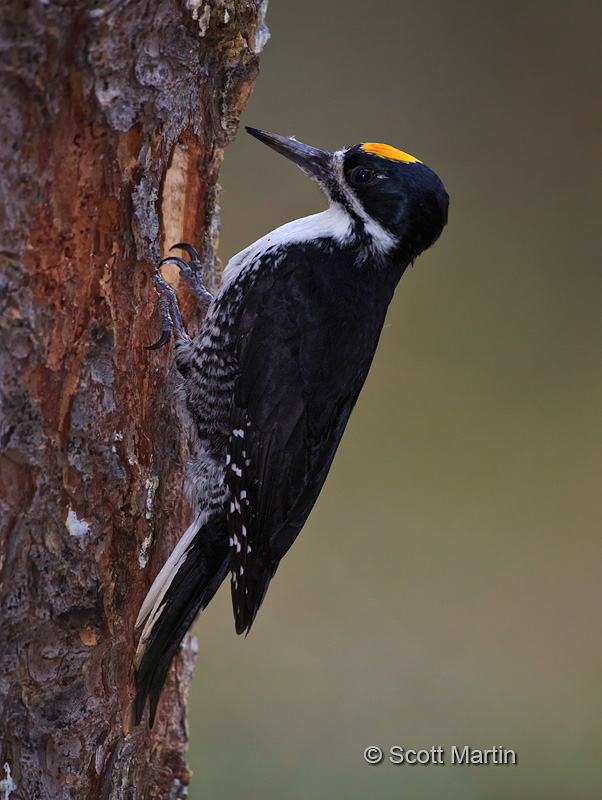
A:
[[134, 128, 449, 725], [227, 242, 398, 633], [134, 516, 228, 726]]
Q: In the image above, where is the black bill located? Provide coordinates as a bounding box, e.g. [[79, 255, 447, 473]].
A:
[[246, 127, 333, 183]]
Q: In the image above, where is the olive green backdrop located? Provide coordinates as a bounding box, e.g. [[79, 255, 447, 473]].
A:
[[186, 2, 602, 797]]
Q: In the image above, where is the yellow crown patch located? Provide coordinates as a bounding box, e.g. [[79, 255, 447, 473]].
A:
[[361, 143, 421, 164]]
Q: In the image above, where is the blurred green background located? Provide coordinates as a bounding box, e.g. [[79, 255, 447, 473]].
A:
[[187, 1, 602, 797]]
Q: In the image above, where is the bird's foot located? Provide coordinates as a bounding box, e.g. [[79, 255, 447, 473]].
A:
[[159, 243, 214, 313], [146, 244, 214, 350], [146, 272, 184, 351]]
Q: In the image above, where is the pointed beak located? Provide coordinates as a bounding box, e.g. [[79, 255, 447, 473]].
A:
[[245, 127, 333, 183]]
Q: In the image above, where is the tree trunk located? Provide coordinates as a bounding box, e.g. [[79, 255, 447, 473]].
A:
[[0, 1, 267, 797]]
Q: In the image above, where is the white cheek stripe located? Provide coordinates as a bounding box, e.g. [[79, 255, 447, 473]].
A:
[[331, 149, 397, 256], [220, 156, 395, 295]]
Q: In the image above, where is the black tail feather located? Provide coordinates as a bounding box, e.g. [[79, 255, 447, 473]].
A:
[[135, 516, 229, 726]]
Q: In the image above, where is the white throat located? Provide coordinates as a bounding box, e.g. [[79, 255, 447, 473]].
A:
[[219, 203, 354, 293]]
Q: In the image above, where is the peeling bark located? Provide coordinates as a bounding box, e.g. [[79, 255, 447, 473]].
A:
[[0, 1, 267, 797]]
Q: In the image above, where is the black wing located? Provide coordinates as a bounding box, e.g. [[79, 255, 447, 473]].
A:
[[225, 244, 393, 633]]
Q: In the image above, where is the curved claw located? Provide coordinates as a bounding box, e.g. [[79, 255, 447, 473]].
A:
[[171, 242, 201, 263], [145, 329, 172, 351], [157, 242, 213, 312], [158, 255, 189, 270]]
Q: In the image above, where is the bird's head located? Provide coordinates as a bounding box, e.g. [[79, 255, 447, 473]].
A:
[[246, 127, 449, 265]]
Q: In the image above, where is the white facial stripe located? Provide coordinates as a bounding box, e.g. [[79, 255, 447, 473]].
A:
[[219, 150, 396, 296], [331, 149, 397, 256], [219, 204, 354, 293]]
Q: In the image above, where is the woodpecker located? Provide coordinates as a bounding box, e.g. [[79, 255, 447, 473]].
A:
[[134, 126, 449, 725]]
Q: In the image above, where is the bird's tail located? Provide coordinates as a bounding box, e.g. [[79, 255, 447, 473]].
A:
[[134, 514, 229, 726]]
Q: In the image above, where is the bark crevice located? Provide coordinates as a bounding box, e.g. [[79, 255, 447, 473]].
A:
[[0, 2, 266, 797]]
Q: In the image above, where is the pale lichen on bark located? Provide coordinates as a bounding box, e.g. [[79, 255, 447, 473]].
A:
[[0, 1, 267, 797]]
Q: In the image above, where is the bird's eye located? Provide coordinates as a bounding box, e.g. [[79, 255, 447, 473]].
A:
[[348, 166, 377, 186]]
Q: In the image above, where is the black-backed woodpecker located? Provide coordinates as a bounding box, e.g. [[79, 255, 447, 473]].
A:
[[135, 127, 449, 725]]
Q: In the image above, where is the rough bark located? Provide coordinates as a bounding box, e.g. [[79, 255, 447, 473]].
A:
[[0, 1, 267, 797]]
